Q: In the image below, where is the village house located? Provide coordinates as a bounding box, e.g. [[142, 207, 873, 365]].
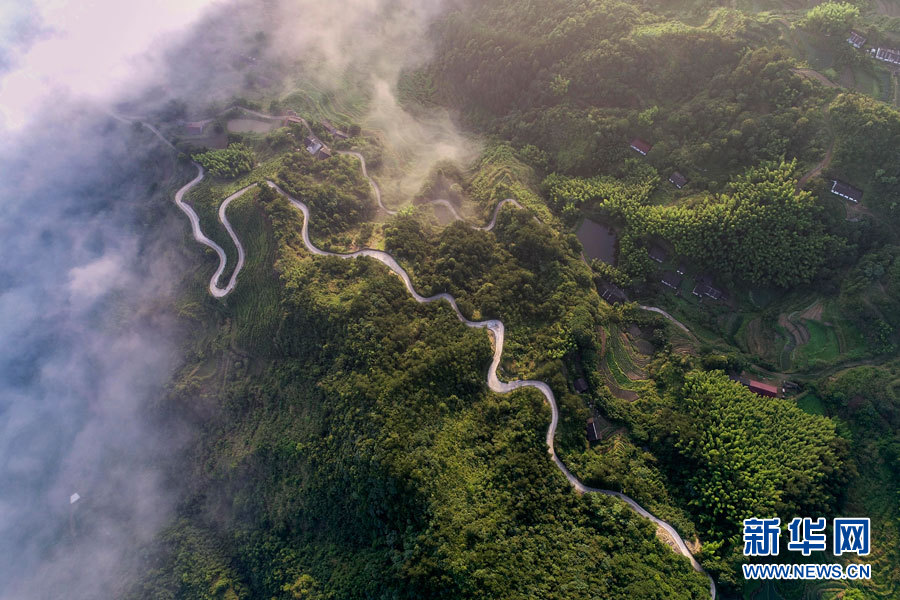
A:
[[303, 136, 332, 160], [574, 378, 589, 394], [668, 171, 688, 189], [676, 263, 686, 276], [586, 417, 600, 443], [830, 180, 863, 203], [184, 121, 205, 135], [599, 283, 628, 304], [692, 275, 723, 300], [661, 270, 683, 290], [648, 244, 668, 263], [630, 138, 652, 156], [847, 31, 866, 49], [322, 120, 349, 139], [304, 136, 323, 155], [731, 375, 780, 398], [876, 47, 900, 65]]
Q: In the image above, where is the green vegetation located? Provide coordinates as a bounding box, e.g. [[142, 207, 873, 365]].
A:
[[194, 143, 256, 178], [802, 2, 860, 36], [276, 151, 374, 245], [548, 161, 840, 287], [794, 319, 842, 368], [130, 184, 711, 600], [384, 206, 598, 373], [136, 0, 900, 595], [660, 371, 845, 533], [640, 369, 848, 586]]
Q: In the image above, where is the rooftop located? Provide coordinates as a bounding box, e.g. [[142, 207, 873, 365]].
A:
[[322, 120, 349, 139], [668, 172, 688, 188], [830, 180, 863, 203], [747, 380, 779, 397], [630, 138, 652, 155], [600, 283, 628, 304], [876, 47, 900, 64], [648, 244, 668, 263], [847, 31, 866, 48], [692, 275, 722, 300], [730, 375, 779, 397], [661, 270, 683, 289]]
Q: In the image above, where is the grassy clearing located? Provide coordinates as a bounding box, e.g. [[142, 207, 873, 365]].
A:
[[794, 319, 841, 368], [795, 392, 825, 415]]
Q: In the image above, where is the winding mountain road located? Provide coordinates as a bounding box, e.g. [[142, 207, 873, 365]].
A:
[[128, 111, 716, 599]]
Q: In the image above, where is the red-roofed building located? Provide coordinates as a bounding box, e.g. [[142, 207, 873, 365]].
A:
[[747, 380, 779, 398], [731, 375, 781, 398], [630, 138, 652, 156], [184, 122, 205, 135]]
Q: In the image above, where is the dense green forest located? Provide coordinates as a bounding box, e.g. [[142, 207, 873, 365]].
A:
[[194, 144, 257, 179], [276, 150, 373, 242], [129, 191, 711, 599], [132, 0, 900, 597]]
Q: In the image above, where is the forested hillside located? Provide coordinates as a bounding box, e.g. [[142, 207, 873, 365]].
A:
[[128, 187, 711, 600], [125, 0, 900, 597]]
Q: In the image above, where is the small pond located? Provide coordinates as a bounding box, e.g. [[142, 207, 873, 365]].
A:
[[576, 218, 617, 265]]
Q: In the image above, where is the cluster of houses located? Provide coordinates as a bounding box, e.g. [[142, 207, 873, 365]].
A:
[[847, 30, 900, 67], [591, 140, 729, 306], [632, 135, 863, 204], [295, 118, 350, 161], [649, 243, 725, 300]]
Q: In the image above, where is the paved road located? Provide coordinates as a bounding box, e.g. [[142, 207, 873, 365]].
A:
[[639, 305, 692, 333], [114, 112, 245, 298], [129, 111, 716, 599]]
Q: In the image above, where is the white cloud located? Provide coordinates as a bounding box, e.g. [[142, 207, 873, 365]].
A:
[[67, 254, 126, 303], [0, 0, 218, 131]]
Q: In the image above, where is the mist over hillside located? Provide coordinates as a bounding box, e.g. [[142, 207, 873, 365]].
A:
[[0, 0, 469, 597], [0, 2, 216, 597]]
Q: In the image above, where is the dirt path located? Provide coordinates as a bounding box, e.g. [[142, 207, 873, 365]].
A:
[[797, 139, 835, 189], [798, 300, 824, 322], [792, 68, 839, 89]]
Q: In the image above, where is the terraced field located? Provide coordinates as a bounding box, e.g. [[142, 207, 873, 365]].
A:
[[600, 325, 651, 401]]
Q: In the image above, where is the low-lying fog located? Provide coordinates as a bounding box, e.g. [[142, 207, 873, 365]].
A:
[[0, 0, 471, 597]]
